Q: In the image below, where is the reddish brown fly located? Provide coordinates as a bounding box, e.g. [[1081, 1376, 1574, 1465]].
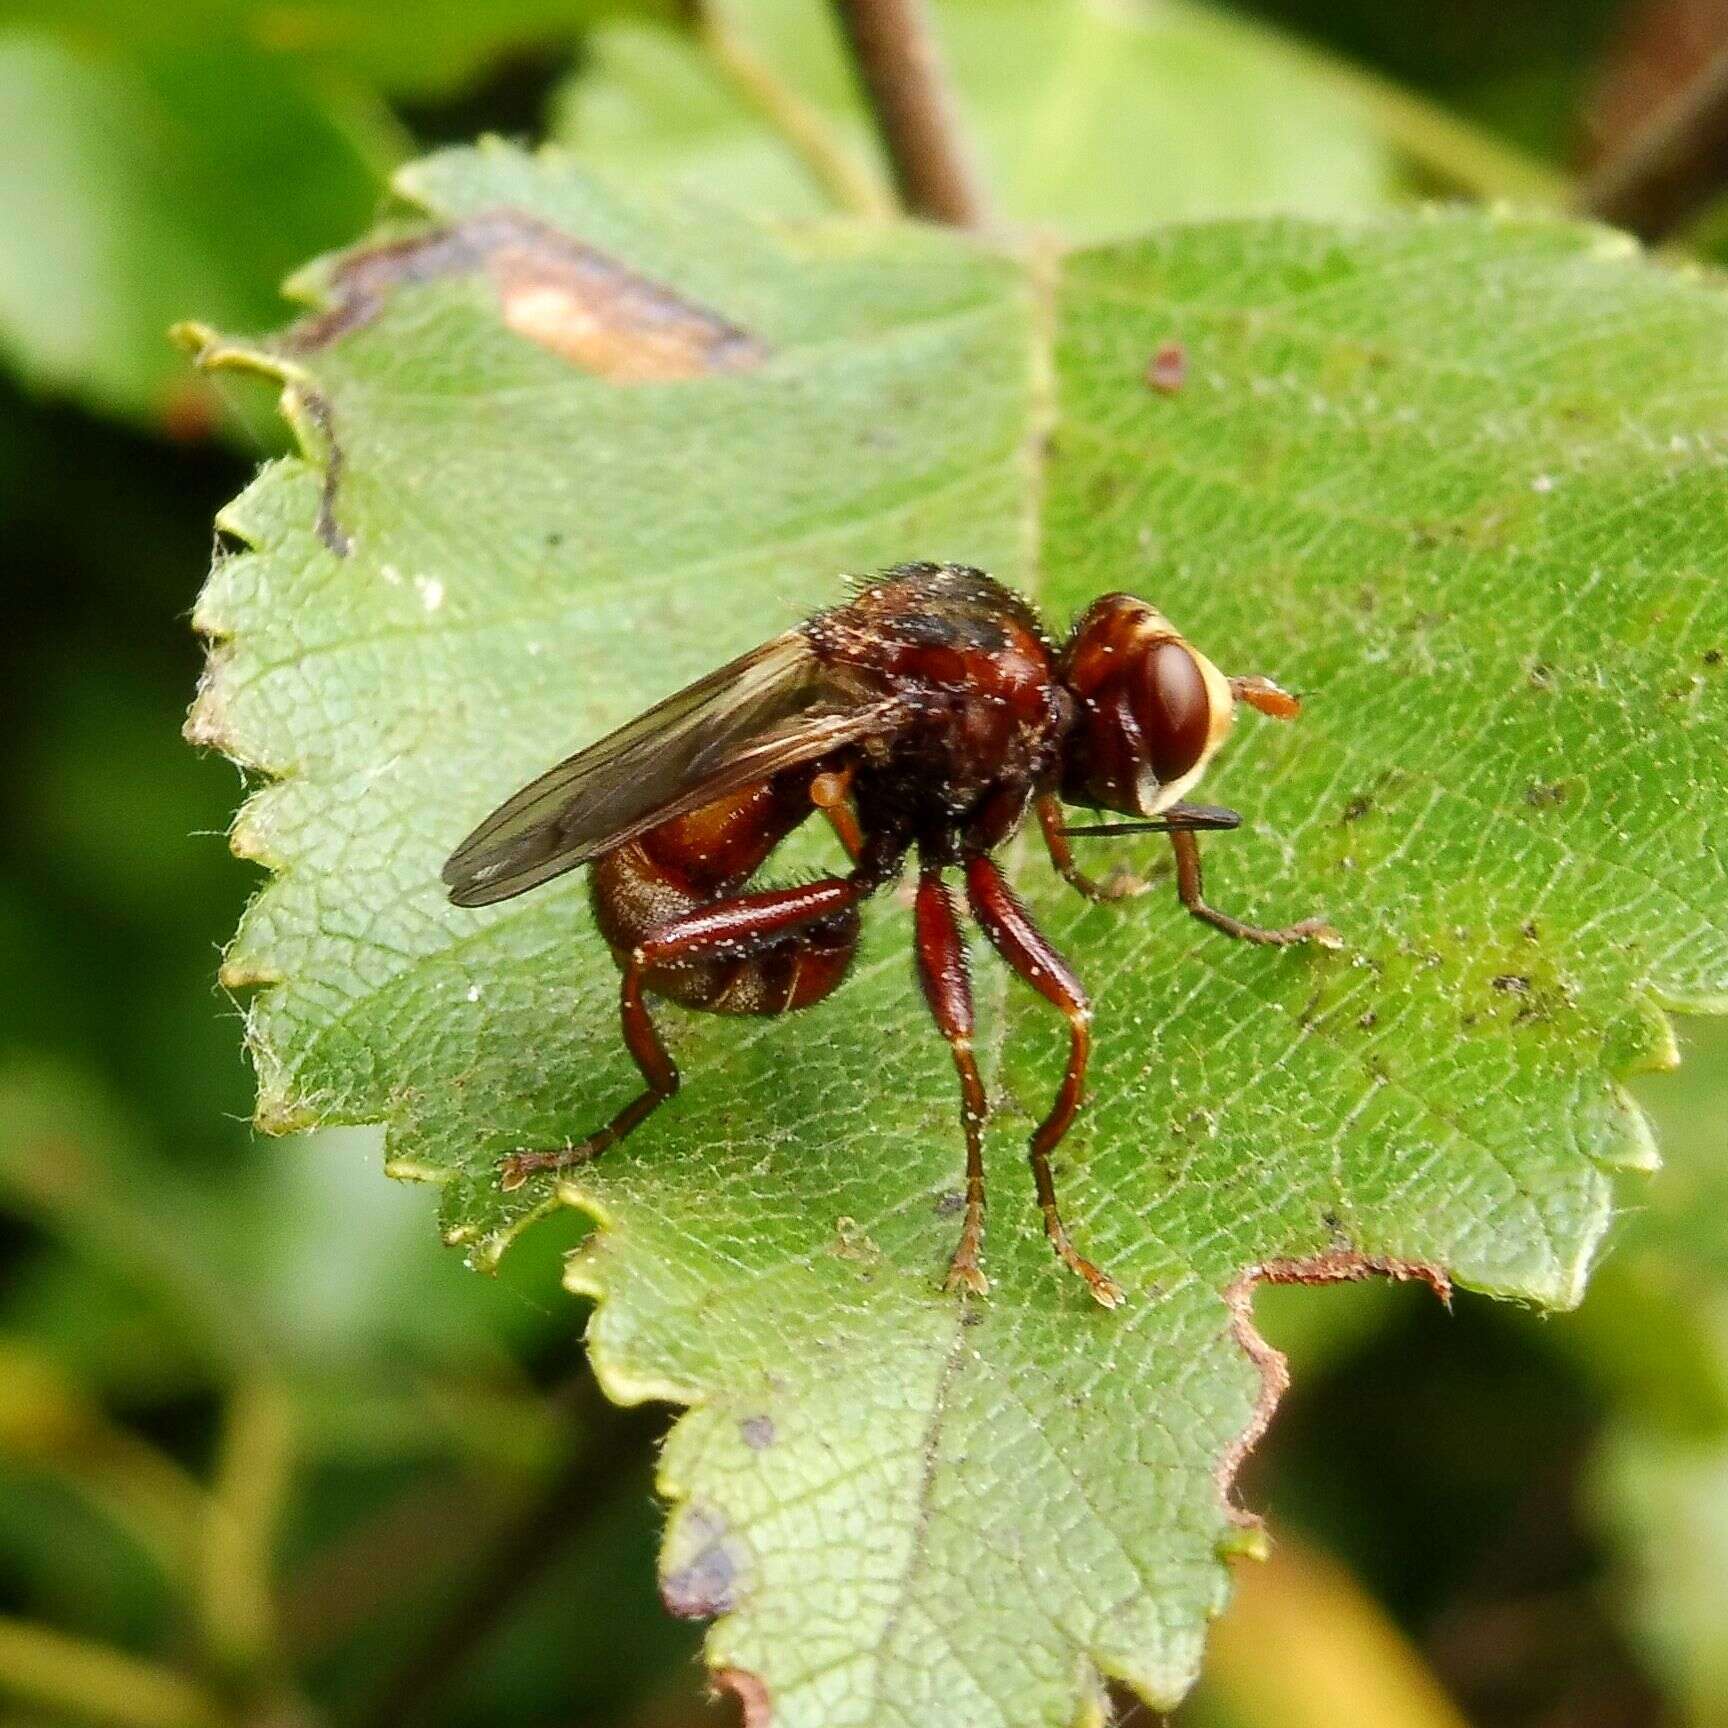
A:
[[444, 563, 1338, 1306]]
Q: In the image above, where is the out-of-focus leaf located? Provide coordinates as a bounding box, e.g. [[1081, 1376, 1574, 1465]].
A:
[[1235, 0, 1625, 164], [1195, 1534, 1469, 1728], [0, 0, 660, 97], [0, 1616, 224, 1728], [558, 0, 1396, 231], [1243, 1277, 1407, 1383], [1592, 1430, 1728, 1726], [183, 140, 1728, 1723], [0, 31, 390, 428], [1587, 1019, 1728, 1722], [0, 1056, 564, 1458], [1565, 1020, 1728, 1431], [0, 1053, 259, 1375]]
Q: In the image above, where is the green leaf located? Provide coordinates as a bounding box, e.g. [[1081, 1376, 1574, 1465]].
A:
[[558, 0, 1397, 231], [185, 143, 1728, 1722], [0, 30, 390, 428], [1593, 1426, 1728, 1727], [0, 0, 656, 97], [1569, 1018, 1728, 1433], [1586, 1019, 1728, 1722]]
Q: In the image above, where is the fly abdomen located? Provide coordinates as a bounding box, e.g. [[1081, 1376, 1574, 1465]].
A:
[[589, 772, 859, 1017]]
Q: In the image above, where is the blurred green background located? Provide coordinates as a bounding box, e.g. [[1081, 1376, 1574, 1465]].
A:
[[1, 1, 1725, 1724]]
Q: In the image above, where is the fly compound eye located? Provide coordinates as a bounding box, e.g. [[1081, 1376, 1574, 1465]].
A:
[[1141, 640, 1211, 783]]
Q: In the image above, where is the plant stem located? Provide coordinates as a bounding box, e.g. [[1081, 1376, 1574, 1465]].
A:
[[829, 0, 988, 227], [0, 1617, 225, 1728], [1186, 3, 1568, 207], [693, 1, 896, 219], [1582, 42, 1728, 239], [281, 1467, 506, 1659], [197, 1379, 294, 1684]]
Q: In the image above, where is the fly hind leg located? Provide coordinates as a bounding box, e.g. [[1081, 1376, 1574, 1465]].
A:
[[499, 876, 864, 1190], [500, 960, 677, 1189]]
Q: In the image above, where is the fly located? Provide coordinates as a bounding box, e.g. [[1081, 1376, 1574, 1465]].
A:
[[445, 563, 1339, 1307]]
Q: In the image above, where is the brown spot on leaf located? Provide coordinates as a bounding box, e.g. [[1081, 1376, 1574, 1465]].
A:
[[1341, 793, 1374, 823], [1145, 340, 1188, 394], [288, 209, 767, 382], [1217, 1251, 1450, 1528], [739, 1414, 776, 1450], [1705, 648, 1723, 667], [1492, 973, 1532, 994], [291, 386, 352, 557], [1087, 471, 1123, 510], [1524, 779, 1570, 808], [661, 1506, 744, 1620]]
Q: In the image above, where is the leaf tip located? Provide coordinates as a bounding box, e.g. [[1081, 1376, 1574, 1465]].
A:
[[558, 1186, 621, 1298], [1606, 991, 1682, 1081], [176, 322, 301, 390], [1600, 1086, 1665, 1175], [170, 318, 219, 360], [1215, 1519, 1272, 1566], [253, 1091, 320, 1138], [183, 667, 233, 755], [218, 955, 283, 992], [381, 1152, 448, 1184]]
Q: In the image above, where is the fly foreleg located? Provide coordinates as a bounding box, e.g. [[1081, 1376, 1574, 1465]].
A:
[[1168, 828, 1340, 948], [1037, 794, 1148, 903]]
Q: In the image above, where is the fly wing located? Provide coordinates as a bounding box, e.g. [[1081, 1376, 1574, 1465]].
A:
[[443, 631, 891, 907]]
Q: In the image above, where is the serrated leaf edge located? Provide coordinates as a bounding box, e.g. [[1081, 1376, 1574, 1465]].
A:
[[176, 148, 1728, 1726]]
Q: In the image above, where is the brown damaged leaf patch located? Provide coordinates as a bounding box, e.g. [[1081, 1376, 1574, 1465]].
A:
[[1218, 1251, 1452, 1528], [661, 1505, 747, 1619], [288, 209, 768, 382]]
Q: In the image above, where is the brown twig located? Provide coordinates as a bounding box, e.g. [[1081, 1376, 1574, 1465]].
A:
[[1581, 39, 1728, 239], [829, 0, 988, 227]]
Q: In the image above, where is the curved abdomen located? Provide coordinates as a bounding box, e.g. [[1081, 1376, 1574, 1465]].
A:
[[589, 771, 860, 1016]]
